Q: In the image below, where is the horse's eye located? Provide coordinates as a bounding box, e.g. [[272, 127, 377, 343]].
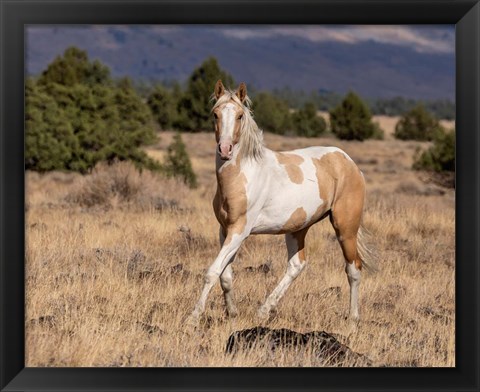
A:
[[238, 114, 243, 120]]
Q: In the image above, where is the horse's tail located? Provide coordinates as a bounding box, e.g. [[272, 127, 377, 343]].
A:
[[357, 224, 379, 274]]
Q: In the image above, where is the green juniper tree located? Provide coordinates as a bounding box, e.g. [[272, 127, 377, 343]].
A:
[[25, 80, 80, 171], [394, 104, 444, 141], [175, 57, 235, 131], [329, 92, 382, 141], [38, 46, 110, 87], [163, 133, 197, 188], [26, 47, 159, 173], [292, 102, 327, 137], [413, 128, 455, 172], [147, 84, 177, 130], [252, 92, 292, 135]]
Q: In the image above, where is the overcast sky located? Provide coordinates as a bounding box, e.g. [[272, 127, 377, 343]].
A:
[[79, 25, 454, 54], [28, 25, 454, 54]]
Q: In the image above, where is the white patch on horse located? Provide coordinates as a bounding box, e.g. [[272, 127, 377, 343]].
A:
[[219, 103, 237, 142]]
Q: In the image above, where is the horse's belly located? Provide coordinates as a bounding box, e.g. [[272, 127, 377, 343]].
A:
[[250, 189, 329, 234]]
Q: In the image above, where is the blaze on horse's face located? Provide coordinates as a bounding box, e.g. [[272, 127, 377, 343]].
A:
[[213, 80, 247, 160]]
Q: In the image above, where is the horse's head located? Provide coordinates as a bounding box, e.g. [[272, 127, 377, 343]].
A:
[[212, 80, 248, 161]]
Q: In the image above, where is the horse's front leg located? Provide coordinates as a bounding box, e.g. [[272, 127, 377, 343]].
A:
[[189, 229, 246, 325], [220, 264, 237, 317], [219, 228, 238, 317]]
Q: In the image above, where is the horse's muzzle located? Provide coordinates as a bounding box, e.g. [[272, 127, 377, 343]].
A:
[[218, 142, 233, 160]]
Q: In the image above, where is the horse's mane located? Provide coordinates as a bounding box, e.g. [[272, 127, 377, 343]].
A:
[[211, 90, 264, 161]]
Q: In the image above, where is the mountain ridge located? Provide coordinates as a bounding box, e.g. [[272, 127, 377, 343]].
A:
[[26, 26, 455, 100]]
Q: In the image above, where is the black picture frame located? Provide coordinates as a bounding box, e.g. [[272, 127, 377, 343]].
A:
[[1, 1, 479, 391]]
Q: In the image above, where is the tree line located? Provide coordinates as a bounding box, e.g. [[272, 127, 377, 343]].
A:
[[271, 87, 455, 121], [26, 46, 454, 179]]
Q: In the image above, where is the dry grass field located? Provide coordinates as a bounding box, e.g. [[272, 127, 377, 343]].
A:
[[26, 115, 455, 367]]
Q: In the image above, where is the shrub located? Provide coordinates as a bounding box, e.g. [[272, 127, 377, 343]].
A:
[[292, 102, 327, 137], [394, 104, 444, 141], [252, 92, 292, 135], [371, 122, 385, 140], [329, 92, 379, 141], [65, 161, 187, 211], [413, 128, 455, 173], [163, 133, 197, 188], [175, 57, 235, 131]]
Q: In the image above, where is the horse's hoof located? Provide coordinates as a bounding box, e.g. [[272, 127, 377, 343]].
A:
[[257, 306, 271, 321], [349, 314, 360, 323], [227, 307, 238, 318], [185, 314, 200, 330], [344, 313, 359, 322]]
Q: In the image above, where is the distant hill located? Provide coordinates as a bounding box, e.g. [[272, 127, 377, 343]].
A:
[[26, 26, 455, 100]]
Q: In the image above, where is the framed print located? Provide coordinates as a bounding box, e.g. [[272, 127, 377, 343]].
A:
[[1, 0, 479, 391]]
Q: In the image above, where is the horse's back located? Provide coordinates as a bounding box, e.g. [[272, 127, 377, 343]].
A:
[[276, 145, 362, 188], [302, 145, 364, 197], [288, 146, 354, 164]]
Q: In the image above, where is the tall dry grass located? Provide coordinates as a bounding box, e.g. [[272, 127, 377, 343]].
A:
[[26, 127, 454, 367]]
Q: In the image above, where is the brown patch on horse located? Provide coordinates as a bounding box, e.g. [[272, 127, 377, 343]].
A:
[[281, 207, 307, 233], [276, 153, 304, 184], [213, 162, 248, 244], [312, 152, 365, 267], [355, 258, 362, 270], [310, 154, 337, 224]]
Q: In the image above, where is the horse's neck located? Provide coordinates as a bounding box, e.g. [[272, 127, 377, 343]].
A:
[[216, 151, 265, 188]]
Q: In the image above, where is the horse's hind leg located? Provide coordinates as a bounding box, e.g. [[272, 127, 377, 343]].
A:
[[258, 228, 308, 319], [219, 228, 238, 317], [330, 187, 364, 321]]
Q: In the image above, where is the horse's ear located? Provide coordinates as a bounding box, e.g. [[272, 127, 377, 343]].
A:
[[236, 82, 247, 103], [214, 80, 225, 99]]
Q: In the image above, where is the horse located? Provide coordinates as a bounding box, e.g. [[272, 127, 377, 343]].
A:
[[189, 80, 377, 326]]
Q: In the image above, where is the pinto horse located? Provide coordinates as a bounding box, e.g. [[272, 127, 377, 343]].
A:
[[189, 80, 376, 325]]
